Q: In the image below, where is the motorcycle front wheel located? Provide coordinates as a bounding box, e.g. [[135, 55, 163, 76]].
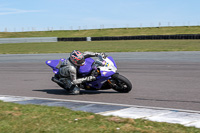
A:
[[111, 74, 132, 93]]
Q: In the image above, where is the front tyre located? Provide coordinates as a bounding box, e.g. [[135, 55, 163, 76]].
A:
[[111, 74, 132, 93]]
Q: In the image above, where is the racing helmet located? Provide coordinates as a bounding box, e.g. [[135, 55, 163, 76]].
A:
[[70, 50, 85, 66]]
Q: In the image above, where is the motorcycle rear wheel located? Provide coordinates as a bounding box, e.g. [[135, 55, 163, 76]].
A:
[[111, 74, 132, 93]]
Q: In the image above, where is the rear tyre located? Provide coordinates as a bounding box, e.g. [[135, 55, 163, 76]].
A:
[[111, 74, 132, 93]]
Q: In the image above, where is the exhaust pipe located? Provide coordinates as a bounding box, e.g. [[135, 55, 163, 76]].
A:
[[51, 77, 65, 86]]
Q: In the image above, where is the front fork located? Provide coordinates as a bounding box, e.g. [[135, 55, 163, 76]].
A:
[[107, 73, 120, 89], [107, 79, 118, 89]]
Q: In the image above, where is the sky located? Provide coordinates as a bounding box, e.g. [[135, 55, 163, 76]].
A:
[[0, 0, 200, 32]]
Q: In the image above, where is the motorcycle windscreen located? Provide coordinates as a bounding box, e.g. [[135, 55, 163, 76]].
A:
[[79, 58, 94, 76], [107, 56, 117, 68]]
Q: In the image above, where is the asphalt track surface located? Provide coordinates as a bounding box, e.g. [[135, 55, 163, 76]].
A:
[[0, 52, 200, 111]]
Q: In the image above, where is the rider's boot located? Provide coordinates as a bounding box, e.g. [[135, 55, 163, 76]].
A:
[[58, 78, 80, 95], [69, 85, 80, 95]]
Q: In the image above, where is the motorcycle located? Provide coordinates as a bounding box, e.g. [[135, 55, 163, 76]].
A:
[[46, 54, 132, 93]]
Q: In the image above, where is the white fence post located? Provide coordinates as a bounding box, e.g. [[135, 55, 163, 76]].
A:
[[86, 37, 91, 41]]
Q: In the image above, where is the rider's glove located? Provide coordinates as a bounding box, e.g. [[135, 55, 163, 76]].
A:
[[85, 76, 96, 82], [96, 52, 107, 59], [99, 53, 107, 59]]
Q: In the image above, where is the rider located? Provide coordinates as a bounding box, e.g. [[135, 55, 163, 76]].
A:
[[58, 50, 106, 94]]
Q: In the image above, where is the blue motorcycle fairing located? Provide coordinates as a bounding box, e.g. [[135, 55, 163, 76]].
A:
[[45, 58, 94, 75], [78, 58, 94, 77], [46, 58, 65, 74], [85, 76, 110, 89]]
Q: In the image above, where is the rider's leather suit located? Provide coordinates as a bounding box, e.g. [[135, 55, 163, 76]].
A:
[[59, 51, 103, 90]]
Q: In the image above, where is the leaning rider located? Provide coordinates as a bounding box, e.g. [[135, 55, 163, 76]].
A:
[[58, 50, 106, 95]]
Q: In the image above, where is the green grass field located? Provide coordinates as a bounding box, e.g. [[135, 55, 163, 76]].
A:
[[0, 40, 200, 54], [1, 101, 199, 133], [1, 26, 200, 38]]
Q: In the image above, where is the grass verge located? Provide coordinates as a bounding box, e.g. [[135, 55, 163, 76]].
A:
[[0, 101, 199, 133], [0, 40, 200, 54], [1, 26, 200, 38]]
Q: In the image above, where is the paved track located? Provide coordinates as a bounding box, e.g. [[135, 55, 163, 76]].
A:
[[0, 52, 200, 111]]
